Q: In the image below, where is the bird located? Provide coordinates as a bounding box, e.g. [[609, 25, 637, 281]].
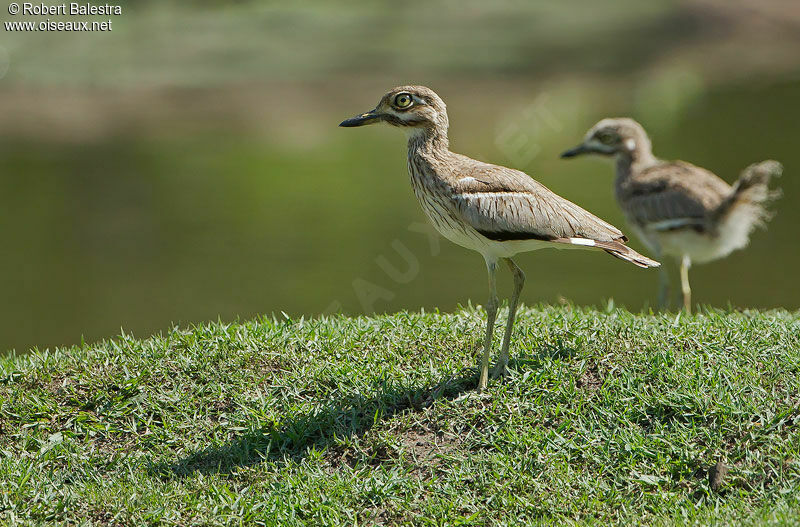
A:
[[340, 86, 660, 391], [561, 118, 781, 313]]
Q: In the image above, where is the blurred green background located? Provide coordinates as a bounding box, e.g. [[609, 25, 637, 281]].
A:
[[1, 0, 798, 353]]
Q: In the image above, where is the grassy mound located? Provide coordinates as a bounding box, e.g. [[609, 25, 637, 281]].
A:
[[1, 306, 798, 525]]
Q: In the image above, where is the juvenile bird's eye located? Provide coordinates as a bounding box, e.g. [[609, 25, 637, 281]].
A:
[[596, 132, 615, 144], [393, 93, 413, 109]]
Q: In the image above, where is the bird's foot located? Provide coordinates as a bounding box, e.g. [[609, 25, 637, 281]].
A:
[[491, 362, 507, 380]]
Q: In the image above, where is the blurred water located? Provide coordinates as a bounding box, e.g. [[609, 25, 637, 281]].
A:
[[0, 77, 797, 354]]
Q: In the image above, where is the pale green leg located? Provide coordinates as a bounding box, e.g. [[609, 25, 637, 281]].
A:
[[478, 259, 499, 392], [680, 254, 692, 314], [493, 258, 525, 379]]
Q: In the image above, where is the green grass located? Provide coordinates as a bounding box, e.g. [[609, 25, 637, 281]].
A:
[[1, 306, 799, 525]]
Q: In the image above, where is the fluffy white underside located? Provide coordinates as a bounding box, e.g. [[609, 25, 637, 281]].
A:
[[640, 202, 764, 264]]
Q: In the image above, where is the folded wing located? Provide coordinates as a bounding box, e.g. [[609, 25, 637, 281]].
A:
[[619, 161, 731, 233], [446, 159, 660, 268], [450, 161, 625, 242]]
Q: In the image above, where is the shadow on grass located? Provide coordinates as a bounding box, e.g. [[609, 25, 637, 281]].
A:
[[148, 344, 575, 479]]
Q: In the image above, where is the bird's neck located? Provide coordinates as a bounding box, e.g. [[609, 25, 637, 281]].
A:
[[407, 126, 450, 157], [615, 141, 657, 179], [405, 127, 453, 189]]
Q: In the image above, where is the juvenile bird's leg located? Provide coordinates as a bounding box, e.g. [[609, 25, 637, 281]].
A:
[[680, 254, 692, 314], [493, 258, 525, 379], [478, 258, 499, 392]]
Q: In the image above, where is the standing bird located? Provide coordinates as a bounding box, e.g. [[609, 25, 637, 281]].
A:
[[340, 86, 659, 391], [562, 118, 781, 312]]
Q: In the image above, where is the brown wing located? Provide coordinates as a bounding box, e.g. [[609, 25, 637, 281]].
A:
[[620, 161, 733, 231], [448, 157, 626, 242]]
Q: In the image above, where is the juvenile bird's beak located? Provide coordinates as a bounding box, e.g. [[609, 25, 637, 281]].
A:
[[339, 110, 382, 127], [560, 143, 589, 158]]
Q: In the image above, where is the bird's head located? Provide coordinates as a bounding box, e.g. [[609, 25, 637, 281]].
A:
[[561, 118, 651, 159], [339, 85, 448, 136]]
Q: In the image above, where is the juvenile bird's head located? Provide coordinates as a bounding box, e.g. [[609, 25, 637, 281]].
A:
[[339, 85, 449, 138], [561, 118, 652, 159]]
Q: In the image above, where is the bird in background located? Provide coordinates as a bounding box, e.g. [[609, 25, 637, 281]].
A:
[[340, 86, 659, 391], [562, 118, 781, 312]]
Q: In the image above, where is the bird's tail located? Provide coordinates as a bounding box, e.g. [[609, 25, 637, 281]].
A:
[[595, 239, 661, 269], [713, 160, 782, 230]]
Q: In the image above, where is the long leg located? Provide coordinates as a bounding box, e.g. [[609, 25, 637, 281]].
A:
[[493, 258, 525, 379], [478, 258, 499, 392], [680, 254, 692, 314]]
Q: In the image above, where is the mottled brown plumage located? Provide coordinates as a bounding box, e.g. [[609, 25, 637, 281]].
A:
[[445, 155, 627, 242], [341, 86, 659, 391], [563, 117, 782, 311], [617, 161, 730, 231]]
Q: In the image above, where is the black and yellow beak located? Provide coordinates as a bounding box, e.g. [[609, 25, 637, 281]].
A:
[[339, 110, 383, 127]]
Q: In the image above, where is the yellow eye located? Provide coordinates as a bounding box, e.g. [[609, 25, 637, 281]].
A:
[[393, 93, 413, 109]]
